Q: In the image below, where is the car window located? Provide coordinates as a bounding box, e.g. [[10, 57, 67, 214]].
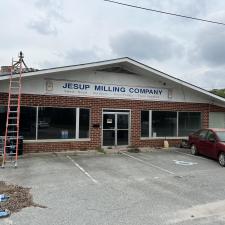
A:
[[193, 130, 201, 137], [199, 130, 208, 140], [215, 131, 225, 142], [206, 131, 216, 141]]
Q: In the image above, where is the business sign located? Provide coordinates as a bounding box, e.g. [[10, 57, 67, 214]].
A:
[[45, 79, 171, 101]]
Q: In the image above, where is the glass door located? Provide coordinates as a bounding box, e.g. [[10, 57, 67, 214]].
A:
[[102, 111, 130, 146], [117, 114, 129, 145], [103, 113, 116, 146]]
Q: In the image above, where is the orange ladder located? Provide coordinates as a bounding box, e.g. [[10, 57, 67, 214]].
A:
[[1, 52, 27, 168]]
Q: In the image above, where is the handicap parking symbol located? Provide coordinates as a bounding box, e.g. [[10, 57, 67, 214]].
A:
[[173, 160, 198, 166]]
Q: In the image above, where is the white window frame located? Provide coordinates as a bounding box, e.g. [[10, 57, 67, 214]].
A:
[[141, 110, 201, 139], [26, 106, 91, 142]]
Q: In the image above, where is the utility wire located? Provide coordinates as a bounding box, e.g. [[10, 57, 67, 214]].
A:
[[104, 0, 225, 26]]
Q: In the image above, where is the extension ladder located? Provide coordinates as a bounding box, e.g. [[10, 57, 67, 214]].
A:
[[1, 52, 27, 168]]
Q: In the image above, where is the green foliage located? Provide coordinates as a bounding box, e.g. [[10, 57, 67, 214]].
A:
[[210, 89, 225, 98]]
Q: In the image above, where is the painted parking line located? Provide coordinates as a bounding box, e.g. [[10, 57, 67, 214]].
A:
[[121, 152, 175, 175], [66, 156, 99, 184]]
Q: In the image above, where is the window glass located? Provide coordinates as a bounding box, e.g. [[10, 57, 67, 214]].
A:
[[0, 106, 36, 140], [79, 108, 90, 138], [206, 131, 216, 141], [178, 112, 201, 136], [141, 111, 149, 137], [216, 131, 225, 142], [20, 107, 36, 140], [193, 130, 201, 137], [38, 107, 76, 139], [152, 111, 177, 137], [103, 114, 115, 129], [0, 106, 7, 136], [199, 130, 208, 140], [117, 114, 129, 129]]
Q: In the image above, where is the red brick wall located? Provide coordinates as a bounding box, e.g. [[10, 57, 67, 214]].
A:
[[1, 92, 225, 153]]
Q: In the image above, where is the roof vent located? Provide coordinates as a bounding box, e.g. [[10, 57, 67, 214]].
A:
[[97, 66, 135, 74]]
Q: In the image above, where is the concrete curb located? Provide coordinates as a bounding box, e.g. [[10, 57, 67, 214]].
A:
[[20, 147, 182, 158]]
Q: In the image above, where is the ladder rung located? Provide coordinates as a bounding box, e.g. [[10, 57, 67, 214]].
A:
[[6, 137, 17, 139], [9, 111, 18, 113], [10, 87, 20, 90], [8, 124, 18, 126], [5, 161, 17, 163], [11, 81, 20, 83], [8, 117, 17, 119], [10, 100, 18, 103], [7, 131, 18, 133]]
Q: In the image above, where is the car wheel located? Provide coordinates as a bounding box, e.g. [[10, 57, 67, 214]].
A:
[[191, 144, 198, 155], [218, 152, 225, 167]]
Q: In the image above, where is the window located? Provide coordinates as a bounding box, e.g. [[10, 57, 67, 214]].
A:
[[199, 130, 208, 140], [141, 110, 202, 138], [79, 108, 90, 138], [0, 106, 90, 140], [216, 131, 225, 141], [206, 130, 216, 141], [141, 111, 149, 137], [38, 107, 76, 139], [0, 106, 36, 140], [20, 107, 37, 140], [178, 112, 201, 136], [0, 106, 7, 136], [152, 111, 177, 137]]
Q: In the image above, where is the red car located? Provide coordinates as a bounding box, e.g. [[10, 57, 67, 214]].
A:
[[188, 128, 225, 167]]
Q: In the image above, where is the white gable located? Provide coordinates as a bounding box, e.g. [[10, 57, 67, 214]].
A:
[[0, 58, 225, 106]]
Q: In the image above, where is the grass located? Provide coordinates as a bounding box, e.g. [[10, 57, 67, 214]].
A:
[[127, 145, 140, 153], [96, 147, 106, 154]]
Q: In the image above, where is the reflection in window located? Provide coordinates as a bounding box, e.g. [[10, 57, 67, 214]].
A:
[[79, 108, 90, 138], [38, 107, 76, 139], [0, 106, 7, 136], [141, 111, 149, 137], [0, 106, 37, 140], [152, 111, 177, 137], [178, 112, 201, 136], [0, 106, 91, 140], [20, 107, 37, 140]]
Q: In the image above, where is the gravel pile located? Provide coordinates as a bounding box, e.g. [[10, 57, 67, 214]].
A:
[[0, 181, 46, 213]]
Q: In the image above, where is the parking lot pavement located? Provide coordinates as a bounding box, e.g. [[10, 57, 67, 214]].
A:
[[0, 148, 225, 225]]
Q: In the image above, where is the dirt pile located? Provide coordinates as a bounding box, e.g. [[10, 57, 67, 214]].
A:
[[0, 181, 46, 213]]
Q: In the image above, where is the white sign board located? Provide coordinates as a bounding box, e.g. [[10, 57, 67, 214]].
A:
[[45, 79, 171, 101]]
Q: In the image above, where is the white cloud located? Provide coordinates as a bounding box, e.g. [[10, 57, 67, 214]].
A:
[[110, 30, 184, 61], [1, 0, 225, 89], [27, 0, 70, 35]]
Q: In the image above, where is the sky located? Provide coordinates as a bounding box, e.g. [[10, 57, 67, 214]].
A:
[[1, 0, 225, 90]]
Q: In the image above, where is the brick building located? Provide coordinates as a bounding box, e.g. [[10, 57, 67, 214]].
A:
[[1, 58, 225, 153]]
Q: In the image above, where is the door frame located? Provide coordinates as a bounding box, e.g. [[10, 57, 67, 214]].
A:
[[101, 109, 131, 147]]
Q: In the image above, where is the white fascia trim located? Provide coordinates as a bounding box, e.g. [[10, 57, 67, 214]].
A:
[[1, 57, 225, 104], [0, 58, 129, 81], [125, 58, 225, 104]]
